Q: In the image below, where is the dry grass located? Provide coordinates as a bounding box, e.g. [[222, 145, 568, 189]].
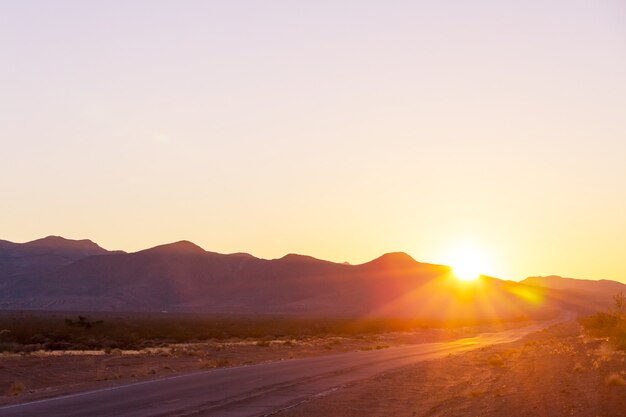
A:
[[487, 354, 505, 368], [6, 382, 24, 396], [1, 311, 511, 354], [605, 372, 626, 386], [468, 389, 483, 398], [579, 294, 626, 352]]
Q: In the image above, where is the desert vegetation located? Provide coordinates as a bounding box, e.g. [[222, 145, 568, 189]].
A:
[[579, 292, 626, 351], [0, 311, 524, 353], [0, 311, 515, 405]]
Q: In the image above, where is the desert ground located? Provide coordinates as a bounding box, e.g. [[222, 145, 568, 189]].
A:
[[0, 319, 510, 407], [279, 321, 626, 417], [2, 314, 625, 416]]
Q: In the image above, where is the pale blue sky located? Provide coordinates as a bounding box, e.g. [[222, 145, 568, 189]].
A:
[[1, 1, 625, 281]]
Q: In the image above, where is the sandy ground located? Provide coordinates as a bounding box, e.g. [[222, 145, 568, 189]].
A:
[[279, 322, 626, 417], [0, 324, 512, 406]]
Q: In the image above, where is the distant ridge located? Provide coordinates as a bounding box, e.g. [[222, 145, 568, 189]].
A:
[[278, 253, 330, 263], [25, 235, 109, 252], [362, 252, 420, 268], [521, 275, 626, 294], [0, 236, 118, 280], [0, 236, 622, 318], [139, 240, 206, 255]]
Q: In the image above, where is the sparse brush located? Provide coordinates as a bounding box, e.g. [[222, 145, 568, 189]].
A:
[[605, 373, 626, 386], [580, 296, 626, 352], [197, 360, 214, 369], [487, 354, 505, 368], [468, 390, 483, 398], [7, 382, 25, 396], [0, 312, 504, 354], [502, 348, 519, 358], [572, 362, 584, 373], [595, 343, 615, 360], [95, 372, 121, 381]]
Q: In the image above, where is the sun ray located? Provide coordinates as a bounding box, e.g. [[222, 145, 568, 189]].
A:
[[446, 242, 491, 282]]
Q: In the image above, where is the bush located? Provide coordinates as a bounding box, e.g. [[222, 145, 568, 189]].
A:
[[0, 342, 20, 353], [579, 293, 626, 352], [605, 373, 626, 386], [216, 359, 230, 367], [0, 311, 507, 353], [7, 382, 25, 396], [0, 329, 14, 342], [488, 354, 505, 368]]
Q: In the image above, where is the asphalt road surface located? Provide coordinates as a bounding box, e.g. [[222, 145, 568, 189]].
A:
[[0, 320, 559, 417]]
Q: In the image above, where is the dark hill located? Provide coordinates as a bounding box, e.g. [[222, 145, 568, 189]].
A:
[[520, 275, 626, 312], [0, 236, 118, 281], [0, 237, 621, 320], [521, 275, 626, 295]]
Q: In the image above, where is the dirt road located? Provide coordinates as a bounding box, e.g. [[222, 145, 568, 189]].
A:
[[0, 321, 557, 417]]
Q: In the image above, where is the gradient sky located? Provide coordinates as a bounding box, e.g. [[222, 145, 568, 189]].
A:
[[1, 1, 625, 282]]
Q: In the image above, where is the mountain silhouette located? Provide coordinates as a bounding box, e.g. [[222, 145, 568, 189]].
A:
[[138, 240, 207, 255], [0, 235, 117, 280], [521, 275, 626, 294], [0, 237, 622, 319]]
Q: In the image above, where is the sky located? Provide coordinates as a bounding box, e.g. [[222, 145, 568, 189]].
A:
[[1, 1, 625, 282]]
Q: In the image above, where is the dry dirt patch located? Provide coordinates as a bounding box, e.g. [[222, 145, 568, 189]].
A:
[[0, 325, 496, 406], [279, 322, 626, 417]]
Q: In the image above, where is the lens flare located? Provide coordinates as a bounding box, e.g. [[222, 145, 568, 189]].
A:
[[447, 243, 490, 282]]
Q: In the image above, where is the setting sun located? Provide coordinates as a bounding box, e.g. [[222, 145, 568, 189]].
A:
[[447, 243, 490, 282]]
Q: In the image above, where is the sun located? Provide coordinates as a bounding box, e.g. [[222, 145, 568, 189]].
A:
[[447, 243, 490, 282], [453, 255, 483, 282]]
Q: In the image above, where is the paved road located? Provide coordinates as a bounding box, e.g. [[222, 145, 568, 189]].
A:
[[0, 321, 559, 417]]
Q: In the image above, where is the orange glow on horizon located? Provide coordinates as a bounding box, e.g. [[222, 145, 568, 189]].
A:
[[445, 242, 491, 282]]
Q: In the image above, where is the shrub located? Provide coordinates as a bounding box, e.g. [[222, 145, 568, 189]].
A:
[[7, 382, 25, 396], [605, 373, 626, 386], [613, 292, 626, 316], [0, 329, 14, 342], [487, 354, 505, 368], [0, 342, 20, 353], [0, 311, 508, 353], [579, 299, 626, 352]]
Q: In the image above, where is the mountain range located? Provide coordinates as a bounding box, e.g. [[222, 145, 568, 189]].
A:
[[1, 236, 624, 320]]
